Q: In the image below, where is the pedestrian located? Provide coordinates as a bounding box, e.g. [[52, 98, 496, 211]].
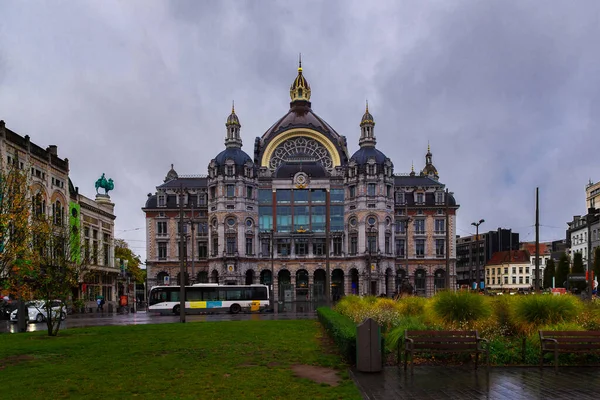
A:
[[97, 297, 103, 311]]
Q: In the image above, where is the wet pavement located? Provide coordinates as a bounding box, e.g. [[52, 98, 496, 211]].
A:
[[0, 310, 317, 333], [351, 366, 600, 399]]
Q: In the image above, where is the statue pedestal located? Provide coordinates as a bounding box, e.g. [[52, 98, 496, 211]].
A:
[[95, 194, 115, 212]]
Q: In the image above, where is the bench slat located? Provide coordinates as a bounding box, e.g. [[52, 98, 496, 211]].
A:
[[540, 331, 600, 337], [412, 343, 479, 350], [542, 337, 600, 343], [406, 330, 477, 337], [543, 343, 600, 351], [410, 337, 479, 343]]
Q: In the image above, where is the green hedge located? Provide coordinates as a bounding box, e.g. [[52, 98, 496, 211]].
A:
[[317, 307, 357, 364]]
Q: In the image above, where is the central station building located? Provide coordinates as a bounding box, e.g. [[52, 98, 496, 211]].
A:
[[143, 63, 459, 302]]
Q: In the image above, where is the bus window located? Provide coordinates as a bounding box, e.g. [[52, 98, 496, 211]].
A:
[[149, 289, 169, 305], [187, 288, 202, 301], [226, 289, 242, 301], [203, 288, 218, 301], [252, 287, 268, 300]]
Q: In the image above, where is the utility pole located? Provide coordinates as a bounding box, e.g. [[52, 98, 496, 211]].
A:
[[178, 184, 186, 323], [325, 189, 331, 306], [535, 187, 540, 292], [270, 229, 277, 314], [189, 201, 196, 282], [471, 219, 485, 291], [445, 189, 450, 290]]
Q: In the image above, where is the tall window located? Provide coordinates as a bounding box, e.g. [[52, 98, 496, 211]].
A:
[[367, 234, 377, 253], [416, 239, 425, 257], [436, 239, 445, 256], [367, 184, 376, 197], [177, 222, 188, 236], [261, 238, 271, 256], [226, 235, 237, 255], [435, 219, 445, 233], [436, 192, 444, 204], [245, 236, 253, 256], [277, 239, 291, 256], [395, 220, 406, 234], [385, 234, 391, 254], [178, 240, 188, 258], [276, 206, 292, 232], [212, 236, 219, 256], [414, 219, 425, 234], [350, 236, 358, 255], [226, 185, 235, 198], [333, 237, 342, 256], [158, 242, 167, 259], [157, 221, 167, 236], [313, 238, 325, 256], [197, 241, 207, 258], [158, 195, 166, 207], [349, 186, 356, 198], [395, 239, 405, 257], [246, 186, 253, 199], [416, 193, 424, 204], [53, 200, 64, 225], [295, 238, 308, 255], [103, 233, 110, 266], [396, 192, 405, 204]]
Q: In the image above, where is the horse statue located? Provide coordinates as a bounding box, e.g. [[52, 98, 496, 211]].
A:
[[95, 173, 115, 195]]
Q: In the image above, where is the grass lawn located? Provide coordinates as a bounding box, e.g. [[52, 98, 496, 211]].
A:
[[0, 319, 361, 400]]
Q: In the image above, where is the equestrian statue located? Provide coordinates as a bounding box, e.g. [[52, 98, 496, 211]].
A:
[[95, 173, 114, 195]]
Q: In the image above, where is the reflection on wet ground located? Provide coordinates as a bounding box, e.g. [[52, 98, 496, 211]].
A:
[[352, 366, 600, 399], [0, 311, 317, 334]]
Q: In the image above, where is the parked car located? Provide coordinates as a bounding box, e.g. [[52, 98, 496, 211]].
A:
[[9, 300, 67, 323]]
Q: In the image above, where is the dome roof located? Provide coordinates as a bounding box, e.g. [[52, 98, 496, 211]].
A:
[[360, 101, 374, 126], [349, 147, 387, 165], [214, 147, 252, 167], [226, 102, 240, 127], [263, 102, 337, 138]]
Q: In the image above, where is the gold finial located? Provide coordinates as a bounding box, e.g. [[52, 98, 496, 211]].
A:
[[411, 161, 414, 172], [366, 99, 369, 113], [427, 141, 430, 153], [298, 53, 302, 72], [231, 100, 235, 114]]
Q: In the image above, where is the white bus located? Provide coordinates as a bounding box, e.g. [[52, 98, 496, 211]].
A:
[[148, 284, 269, 315]]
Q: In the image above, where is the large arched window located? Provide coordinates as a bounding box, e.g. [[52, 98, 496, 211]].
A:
[[414, 269, 426, 296], [434, 269, 446, 290]]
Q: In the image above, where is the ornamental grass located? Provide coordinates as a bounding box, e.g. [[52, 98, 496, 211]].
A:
[[431, 291, 492, 324], [512, 294, 582, 335]]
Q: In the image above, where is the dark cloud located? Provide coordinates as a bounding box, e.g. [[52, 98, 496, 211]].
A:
[[0, 0, 598, 260]]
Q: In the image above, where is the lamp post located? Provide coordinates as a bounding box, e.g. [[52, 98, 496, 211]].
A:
[[366, 227, 375, 296], [471, 219, 485, 291], [270, 229, 276, 314], [587, 209, 599, 300]]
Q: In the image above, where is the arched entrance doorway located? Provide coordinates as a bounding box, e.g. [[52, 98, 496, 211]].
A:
[[350, 268, 359, 295], [196, 271, 208, 283], [313, 269, 326, 304], [260, 270, 272, 285], [295, 269, 310, 312], [278, 270, 292, 311], [332, 269, 344, 301], [245, 270, 255, 285], [156, 271, 169, 286], [211, 270, 219, 284], [414, 269, 426, 296], [396, 268, 412, 296]]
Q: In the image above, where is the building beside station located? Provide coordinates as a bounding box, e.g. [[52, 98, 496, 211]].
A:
[[143, 62, 459, 304]]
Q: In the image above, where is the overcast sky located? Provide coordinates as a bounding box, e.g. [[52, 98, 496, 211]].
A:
[[1, 0, 599, 262]]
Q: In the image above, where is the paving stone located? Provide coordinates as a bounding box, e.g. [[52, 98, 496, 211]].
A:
[[351, 366, 600, 399]]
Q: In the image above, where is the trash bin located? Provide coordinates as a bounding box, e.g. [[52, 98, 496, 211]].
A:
[[356, 318, 382, 372]]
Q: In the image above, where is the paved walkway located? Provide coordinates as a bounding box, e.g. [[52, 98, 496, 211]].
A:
[[351, 366, 600, 399]]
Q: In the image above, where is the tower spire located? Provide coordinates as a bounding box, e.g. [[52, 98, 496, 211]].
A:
[[225, 103, 242, 148], [359, 100, 376, 147], [290, 55, 311, 103], [299, 53, 302, 70]]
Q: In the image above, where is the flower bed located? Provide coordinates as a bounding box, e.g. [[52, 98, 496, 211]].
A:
[[328, 292, 600, 366]]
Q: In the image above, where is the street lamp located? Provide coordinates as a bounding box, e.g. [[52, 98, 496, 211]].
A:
[[471, 219, 485, 291], [270, 229, 277, 314], [587, 209, 599, 300]]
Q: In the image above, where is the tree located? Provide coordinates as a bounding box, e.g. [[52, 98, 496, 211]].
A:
[[572, 252, 586, 291], [543, 258, 555, 289], [114, 239, 143, 283], [555, 253, 570, 289], [0, 157, 34, 296], [23, 214, 90, 336]]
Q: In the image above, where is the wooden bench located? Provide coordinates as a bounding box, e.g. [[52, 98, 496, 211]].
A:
[[401, 330, 489, 373], [539, 330, 600, 371]]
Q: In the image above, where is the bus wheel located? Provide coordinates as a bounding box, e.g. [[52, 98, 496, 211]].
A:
[[173, 305, 180, 315], [230, 304, 241, 314]]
